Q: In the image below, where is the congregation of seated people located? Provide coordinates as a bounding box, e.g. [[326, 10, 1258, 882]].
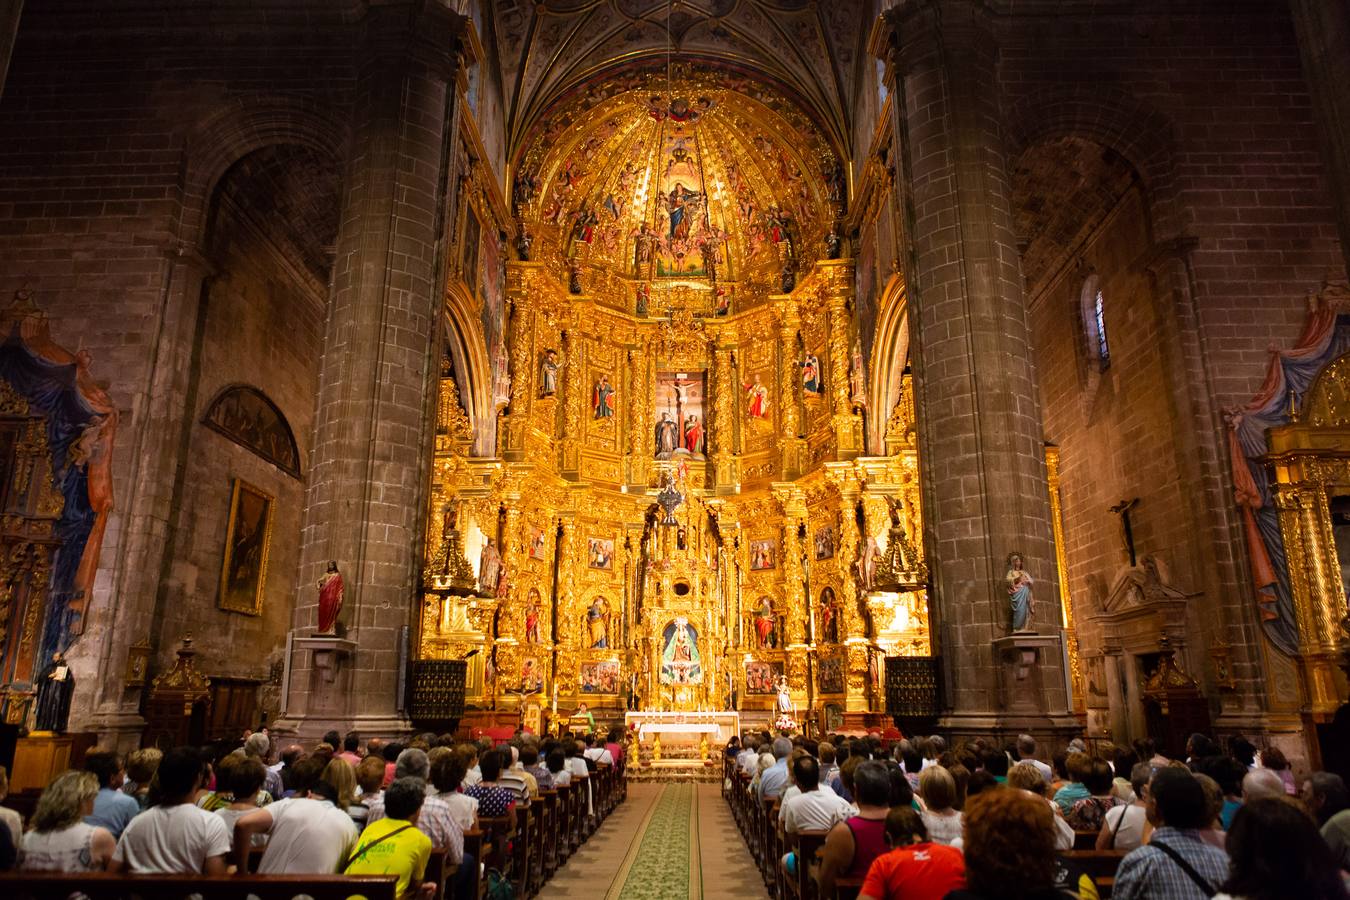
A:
[[724, 730, 1350, 900], [0, 725, 627, 899]]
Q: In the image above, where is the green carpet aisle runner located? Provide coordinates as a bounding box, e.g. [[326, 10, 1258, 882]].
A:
[[606, 784, 702, 900]]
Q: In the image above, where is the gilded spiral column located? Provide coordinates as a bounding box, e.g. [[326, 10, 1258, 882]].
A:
[[559, 324, 584, 478], [777, 301, 804, 480], [824, 264, 862, 457]]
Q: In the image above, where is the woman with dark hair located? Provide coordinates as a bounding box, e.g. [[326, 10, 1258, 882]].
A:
[[1257, 746, 1295, 796], [1214, 797, 1349, 900], [817, 760, 892, 898], [858, 806, 964, 900], [1066, 758, 1123, 831]]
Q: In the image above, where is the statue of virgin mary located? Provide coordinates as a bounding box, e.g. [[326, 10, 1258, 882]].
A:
[[660, 619, 703, 684]]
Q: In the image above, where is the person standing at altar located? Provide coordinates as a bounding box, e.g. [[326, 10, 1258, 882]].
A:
[[573, 702, 596, 732]]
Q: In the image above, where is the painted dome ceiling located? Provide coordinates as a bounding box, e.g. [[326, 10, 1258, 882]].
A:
[[514, 65, 843, 290], [491, 0, 868, 153]]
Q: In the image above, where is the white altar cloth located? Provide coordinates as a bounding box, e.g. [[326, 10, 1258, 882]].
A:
[[625, 710, 739, 743]]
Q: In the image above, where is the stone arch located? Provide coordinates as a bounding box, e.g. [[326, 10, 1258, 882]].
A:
[[1004, 83, 1182, 239], [443, 281, 495, 458], [867, 273, 908, 454], [178, 94, 349, 250]]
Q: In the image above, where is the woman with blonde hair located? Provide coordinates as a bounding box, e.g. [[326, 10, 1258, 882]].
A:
[[21, 770, 116, 872], [321, 757, 364, 823]]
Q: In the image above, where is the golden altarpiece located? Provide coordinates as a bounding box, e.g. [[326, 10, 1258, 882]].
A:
[[416, 70, 932, 730]]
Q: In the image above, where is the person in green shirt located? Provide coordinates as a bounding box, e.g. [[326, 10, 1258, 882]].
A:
[[345, 776, 434, 899], [574, 702, 596, 732]]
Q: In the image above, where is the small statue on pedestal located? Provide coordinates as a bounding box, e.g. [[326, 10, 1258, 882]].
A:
[[478, 538, 503, 596], [1005, 551, 1035, 632], [316, 561, 344, 634], [34, 651, 74, 733]]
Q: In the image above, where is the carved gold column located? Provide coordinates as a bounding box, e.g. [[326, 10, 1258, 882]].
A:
[[1272, 478, 1347, 717], [774, 483, 809, 702], [776, 301, 804, 480], [711, 340, 740, 492], [827, 463, 870, 711], [559, 322, 584, 479], [1045, 445, 1085, 713], [553, 512, 580, 699], [823, 262, 863, 458], [501, 264, 542, 460], [626, 341, 654, 488]]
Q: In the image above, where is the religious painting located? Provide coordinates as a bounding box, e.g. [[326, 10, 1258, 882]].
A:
[[802, 353, 823, 397], [203, 386, 301, 477], [818, 653, 846, 695], [592, 374, 615, 419], [660, 618, 703, 684], [480, 223, 504, 332], [824, 702, 845, 732], [654, 371, 706, 459], [585, 597, 610, 648], [744, 659, 784, 694], [462, 204, 481, 296], [744, 376, 770, 421], [218, 478, 273, 616], [519, 656, 545, 695], [579, 660, 620, 694], [814, 525, 836, 560], [587, 537, 614, 570], [818, 586, 841, 644], [528, 526, 547, 560], [750, 596, 779, 649], [749, 538, 776, 571]]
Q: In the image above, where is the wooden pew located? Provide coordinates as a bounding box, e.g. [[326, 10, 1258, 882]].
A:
[[1061, 848, 1127, 899], [1073, 829, 1099, 850], [534, 789, 558, 886], [555, 782, 574, 865], [833, 873, 865, 900], [0, 871, 398, 899], [462, 826, 486, 900], [787, 829, 830, 900], [511, 802, 533, 899], [424, 847, 451, 900]]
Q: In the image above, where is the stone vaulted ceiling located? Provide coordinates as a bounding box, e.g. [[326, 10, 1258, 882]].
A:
[[491, 0, 868, 156]]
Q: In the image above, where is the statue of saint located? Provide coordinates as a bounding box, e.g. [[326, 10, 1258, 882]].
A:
[[525, 601, 541, 644], [592, 375, 615, 419], [818, 587, 839, 643], [34, 652, 74, 733], [539, 349, 558, 395], [654, 412, 678, 459], [775, 675, 794, 715], [754, 597, 776, 649], [1006, 552, 1035, 632], [587, 597, 609, 648], [317, 561, 344, 634], [478, 538, 502, 596]]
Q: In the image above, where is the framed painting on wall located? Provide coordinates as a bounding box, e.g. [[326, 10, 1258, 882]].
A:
[[749, 538, 776, 570], [218, 478, 274, 615]]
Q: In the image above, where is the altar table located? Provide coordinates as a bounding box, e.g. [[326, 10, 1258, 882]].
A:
[[625, 710, 740, 744]]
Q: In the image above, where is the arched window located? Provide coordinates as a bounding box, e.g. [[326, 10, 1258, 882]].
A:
[[1081, 274, 1110, 371]]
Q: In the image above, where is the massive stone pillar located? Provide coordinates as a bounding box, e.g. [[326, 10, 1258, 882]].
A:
[[1288, 0, 1350, 274], [278, 1, 467, 739], [882, 0, 1073, 735]]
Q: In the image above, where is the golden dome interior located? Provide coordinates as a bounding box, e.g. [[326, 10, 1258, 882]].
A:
[[514, 66, 843, 297]]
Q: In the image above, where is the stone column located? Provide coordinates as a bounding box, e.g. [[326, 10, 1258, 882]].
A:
[[882, 0, 1072, 734], [1288, 0, 1350, 273], [279, 1, 468, 739]]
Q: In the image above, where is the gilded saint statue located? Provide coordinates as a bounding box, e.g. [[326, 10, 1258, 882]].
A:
[[478, 538, 502, 596], [317, 561, 344, 634], [1006, 552, 1035, 632], [539, 349, 558, 395], [587, 597, 609, 648], [775, 675, 794, 715]]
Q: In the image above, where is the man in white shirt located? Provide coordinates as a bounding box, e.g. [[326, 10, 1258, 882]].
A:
[[758, 737, 793, 800], [780, 757, 854, 834], [1017, 734, 1054, 783], [110, 747, 231, 874], [232, 757, 357, 874]]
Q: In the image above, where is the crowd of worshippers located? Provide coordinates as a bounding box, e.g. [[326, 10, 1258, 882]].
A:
[[0, 726, 625, 899], [728, 730, 1350, 900]]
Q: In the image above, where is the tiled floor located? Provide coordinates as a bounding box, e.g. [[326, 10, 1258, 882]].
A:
[[538, 782, 770, 899]]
